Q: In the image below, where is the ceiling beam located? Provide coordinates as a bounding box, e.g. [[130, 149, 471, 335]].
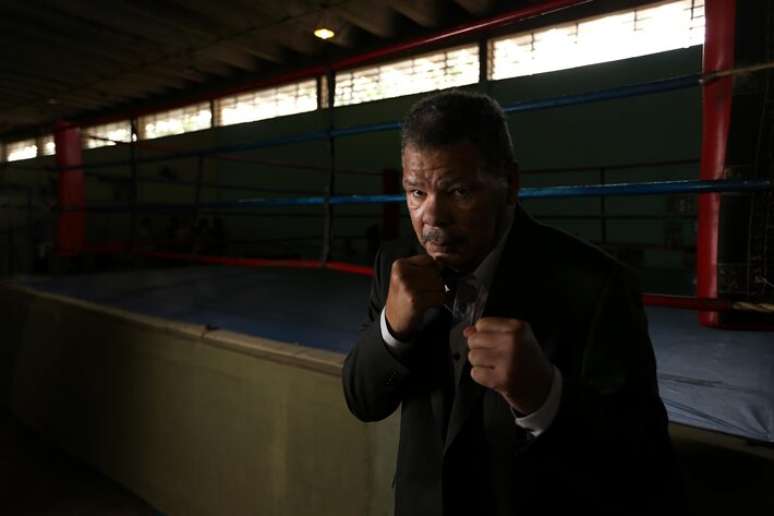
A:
[[144, 66, 209, 84], [0, 82, 104, 110], [107, 1, 279, 69], [333, 1, 398, 38], [229, 33, 289, 63], [120, 0, 233, 39], [87, 83, 152, 101], [197, 46, 259, 71], [384, 0, 446, 28], [286, 10, 359, 48], [0, 108, 45, 125], [453, 0, 498, 16], [3, 3, 157, 64], [223, 0, 326, 55], [47, 0, 198, 48], [0, 17, 129, 73], [112, 74, 190, 92], [0, 72, 127, 107], [263, 26, 325, 56], [0, 71, 79, 91], [163, 0, 257, 33], [187, 58, 235, 78], [1, 57, 119, 96]]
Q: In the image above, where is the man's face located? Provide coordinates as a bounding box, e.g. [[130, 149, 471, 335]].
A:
[[401, 142, 517, 272]]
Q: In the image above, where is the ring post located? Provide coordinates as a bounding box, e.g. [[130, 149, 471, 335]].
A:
[[698, 0, 737, 327], [53, 121, 86, 258]]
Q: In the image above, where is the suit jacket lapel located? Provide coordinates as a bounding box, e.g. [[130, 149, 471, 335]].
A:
[[419, 308, 454, 443], [430, 377, 445, 440], [443, 205, 537, 454]]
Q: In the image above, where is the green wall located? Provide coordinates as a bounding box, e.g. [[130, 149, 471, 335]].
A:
[[0, 47, 702, 292]]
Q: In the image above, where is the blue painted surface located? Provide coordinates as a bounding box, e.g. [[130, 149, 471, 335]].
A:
[[13, 266, 371, 354], [649, 307, 774, 443], [9, 266, 774, 443]]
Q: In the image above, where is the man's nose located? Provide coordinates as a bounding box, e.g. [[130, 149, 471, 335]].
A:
[[421, 193, 452, 227]]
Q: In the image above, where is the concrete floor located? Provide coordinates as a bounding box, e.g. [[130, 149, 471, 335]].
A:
[[0, 409, 159, 516]]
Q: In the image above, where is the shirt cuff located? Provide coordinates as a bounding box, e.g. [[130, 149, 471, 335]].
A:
[[513, 366, 563, 437], [380, 307, 415, 355]]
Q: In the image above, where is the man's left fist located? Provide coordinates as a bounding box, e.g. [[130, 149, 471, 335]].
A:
[[463, 317, 554, 415]]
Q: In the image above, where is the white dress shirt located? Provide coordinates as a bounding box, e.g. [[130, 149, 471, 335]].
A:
[[380, 206, 563, 437]]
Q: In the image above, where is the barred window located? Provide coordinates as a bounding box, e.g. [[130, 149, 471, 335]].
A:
[[335, 44, 479, 107], [84, 121, 132, 149], [140, 103, 212, 140], [489, 0, 705, 81], [217, 79, 318, 126], [40, 135, 56, 156], [6, 139, 38, 161]]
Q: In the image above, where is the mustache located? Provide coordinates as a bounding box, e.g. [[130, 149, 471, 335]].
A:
[[422, 228, 463, 246]]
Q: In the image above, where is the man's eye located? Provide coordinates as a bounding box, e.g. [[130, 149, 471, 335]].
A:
[[409, 190, 426, 199], [451, 188, 470, 198]]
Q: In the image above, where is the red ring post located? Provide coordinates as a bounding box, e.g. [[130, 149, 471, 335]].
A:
[[54, 121, 86, 256], [697, 0, 736, 327]]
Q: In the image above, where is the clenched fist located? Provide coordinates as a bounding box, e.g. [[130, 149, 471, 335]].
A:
[[464, 318, 553, 415], [384, 255, 446, 341]]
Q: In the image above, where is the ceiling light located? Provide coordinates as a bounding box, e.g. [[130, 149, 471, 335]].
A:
[[314, 28, 335, 40]]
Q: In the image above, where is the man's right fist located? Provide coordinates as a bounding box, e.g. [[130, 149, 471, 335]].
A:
[[384, 255, 446, 341]]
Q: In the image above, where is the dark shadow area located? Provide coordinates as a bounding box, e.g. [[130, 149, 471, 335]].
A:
[[673, 427, 774, 514], [0, 408, 160, 516]]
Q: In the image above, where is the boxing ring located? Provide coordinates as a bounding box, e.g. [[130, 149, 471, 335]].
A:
[[7, 264, 774, 444], [1, 0, 774, 514]]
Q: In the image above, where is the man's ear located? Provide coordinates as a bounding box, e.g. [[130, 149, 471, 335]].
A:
[[506, 162, 520, 205]]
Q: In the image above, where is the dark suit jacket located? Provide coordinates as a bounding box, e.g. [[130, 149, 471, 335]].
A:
[[342, 206, 682, 516]]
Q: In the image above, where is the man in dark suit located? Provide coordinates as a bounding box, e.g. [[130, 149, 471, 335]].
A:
[[342, 91, 682, 515]]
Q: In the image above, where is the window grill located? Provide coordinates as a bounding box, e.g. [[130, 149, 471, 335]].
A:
[[140, 103, 212, 140], [335, 44, 480, 107], [84, 121, 132, 149], [216, 80, 318, 127], [5, 139, 38, 161], [489, 0, 705, 81]]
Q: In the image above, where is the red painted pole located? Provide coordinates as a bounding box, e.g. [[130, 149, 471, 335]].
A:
[[697, 0, 736, 327], [54, 121, 86, 256]]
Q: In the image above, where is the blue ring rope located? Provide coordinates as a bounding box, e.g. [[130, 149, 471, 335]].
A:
[[80, 179, 771, 213]]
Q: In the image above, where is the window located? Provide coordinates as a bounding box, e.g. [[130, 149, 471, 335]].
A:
[[489, 0, 705, 80], [84, 121, 132, 149], [140, 103, 212, 140], [6, 139, 38, 161], [335, 44, 479, 107], [217, 79, 318, 126], [39, 135, 56, 156]]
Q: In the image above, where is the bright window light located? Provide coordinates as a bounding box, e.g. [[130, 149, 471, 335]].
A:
[[6, 139, 38, 161], [335, 44, 479, 107], [140, 103, 212, 140], [84, 121, 132, 149], [489, 0, 705, 80], [40, 135, 56, 156], [217, 79, 318, 127]]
